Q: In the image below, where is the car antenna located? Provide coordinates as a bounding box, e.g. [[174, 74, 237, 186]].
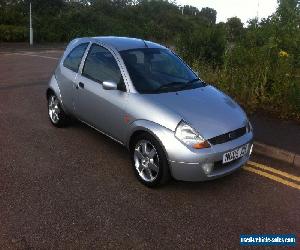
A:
[[142, 39, 148, 48]]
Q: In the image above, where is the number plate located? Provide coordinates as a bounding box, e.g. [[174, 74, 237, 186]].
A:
[[223, 144, 249, 164]]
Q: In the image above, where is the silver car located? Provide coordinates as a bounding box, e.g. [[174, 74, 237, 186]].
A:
[[47, 36, 254, 187]]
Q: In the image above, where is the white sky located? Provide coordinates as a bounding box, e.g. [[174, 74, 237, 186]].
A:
[[175, 0, 278, 24]]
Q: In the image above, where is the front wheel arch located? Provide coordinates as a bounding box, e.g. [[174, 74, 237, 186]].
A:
[[128, 129, 169, 161]]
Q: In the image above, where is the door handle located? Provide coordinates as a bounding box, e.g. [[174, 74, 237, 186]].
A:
[[78, 82, 85, 89]]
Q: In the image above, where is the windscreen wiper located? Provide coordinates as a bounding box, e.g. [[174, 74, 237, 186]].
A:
[[154, 79, 205, 93], [182, 78, 206, 89], [186, 78, 200, 85], [154, 82, 186, 92]]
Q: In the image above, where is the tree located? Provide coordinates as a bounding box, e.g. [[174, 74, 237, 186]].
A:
[[182, 5, 200, 16], [226, 17, 244, 42], [199, 7, 217, 24]]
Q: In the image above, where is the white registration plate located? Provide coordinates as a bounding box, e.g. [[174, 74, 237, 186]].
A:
[[223, 144, 249, 164]]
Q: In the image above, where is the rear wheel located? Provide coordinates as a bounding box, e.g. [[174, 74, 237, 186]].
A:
[[48, 93, 69, 127], [131, 133, 170, 187]]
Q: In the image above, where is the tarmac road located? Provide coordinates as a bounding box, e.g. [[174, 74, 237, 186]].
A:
[[0, 49, 299, 249]]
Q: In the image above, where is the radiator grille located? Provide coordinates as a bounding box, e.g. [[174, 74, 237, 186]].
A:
[[208, 127, 246, 145]]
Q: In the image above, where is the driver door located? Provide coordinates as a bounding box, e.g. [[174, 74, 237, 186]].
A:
[[74, 44, 128, 143]]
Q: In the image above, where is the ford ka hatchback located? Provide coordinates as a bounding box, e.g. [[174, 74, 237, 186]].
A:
[[47, 36, 254, 187]]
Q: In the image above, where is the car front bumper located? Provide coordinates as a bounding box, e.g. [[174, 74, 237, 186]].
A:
[[169, 149, 251, 181], [167, 132, 254, 182]]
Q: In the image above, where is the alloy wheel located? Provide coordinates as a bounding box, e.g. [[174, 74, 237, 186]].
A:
[[48, 95, 60, 124], [134, 140, 160, 182]]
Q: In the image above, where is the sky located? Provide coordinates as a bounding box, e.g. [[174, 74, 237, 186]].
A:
[[175, 0, 278, 24]]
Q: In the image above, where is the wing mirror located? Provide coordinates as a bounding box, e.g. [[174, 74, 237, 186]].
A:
[[102, 81, 118, 90]]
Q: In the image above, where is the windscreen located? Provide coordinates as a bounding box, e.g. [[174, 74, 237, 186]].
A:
[[120, 48, 205, 94]]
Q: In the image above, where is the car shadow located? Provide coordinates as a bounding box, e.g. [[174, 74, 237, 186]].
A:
[[70, 120, 129, 154], [162, 169, 245, 191]]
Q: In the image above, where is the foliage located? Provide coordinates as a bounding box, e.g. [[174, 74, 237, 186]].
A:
[[0, 0, 299, 120], [0, 24, 27, 41]]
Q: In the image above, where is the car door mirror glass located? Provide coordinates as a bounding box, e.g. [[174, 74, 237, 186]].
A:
[[103, 81, 118, 90]]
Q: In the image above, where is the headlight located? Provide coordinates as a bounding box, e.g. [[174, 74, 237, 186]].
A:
[[175, 121, 210, 149], [246, 120, 253, 133]]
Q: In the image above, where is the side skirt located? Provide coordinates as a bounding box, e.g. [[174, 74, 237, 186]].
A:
[[79, 119, 125, 146]]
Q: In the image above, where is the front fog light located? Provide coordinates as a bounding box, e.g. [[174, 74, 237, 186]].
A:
[[202, 163, 214, 174]]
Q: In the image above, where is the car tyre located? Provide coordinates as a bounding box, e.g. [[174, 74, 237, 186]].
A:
[[131, 133, 171, 187], [47, 93, 69, 128]]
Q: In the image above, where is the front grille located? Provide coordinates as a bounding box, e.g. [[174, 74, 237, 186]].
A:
[[208, 126, 246, 145]]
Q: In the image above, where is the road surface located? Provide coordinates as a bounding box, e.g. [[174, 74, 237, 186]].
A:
[[0, 49, 299, 249]]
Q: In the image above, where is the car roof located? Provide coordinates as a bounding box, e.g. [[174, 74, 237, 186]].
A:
[[77, 36, 167, 51]]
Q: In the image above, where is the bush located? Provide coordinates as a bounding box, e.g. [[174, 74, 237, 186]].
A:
[[192, 44, 300, 120], [0, 25, 28, 42]]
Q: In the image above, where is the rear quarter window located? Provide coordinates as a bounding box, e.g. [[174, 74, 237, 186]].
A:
[[63, 43, 89, 72]]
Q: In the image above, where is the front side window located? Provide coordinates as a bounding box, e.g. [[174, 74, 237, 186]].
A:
[[63, 43, 89, 72], [82, 44, 122, 84], [120, 48, 205, 94]]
